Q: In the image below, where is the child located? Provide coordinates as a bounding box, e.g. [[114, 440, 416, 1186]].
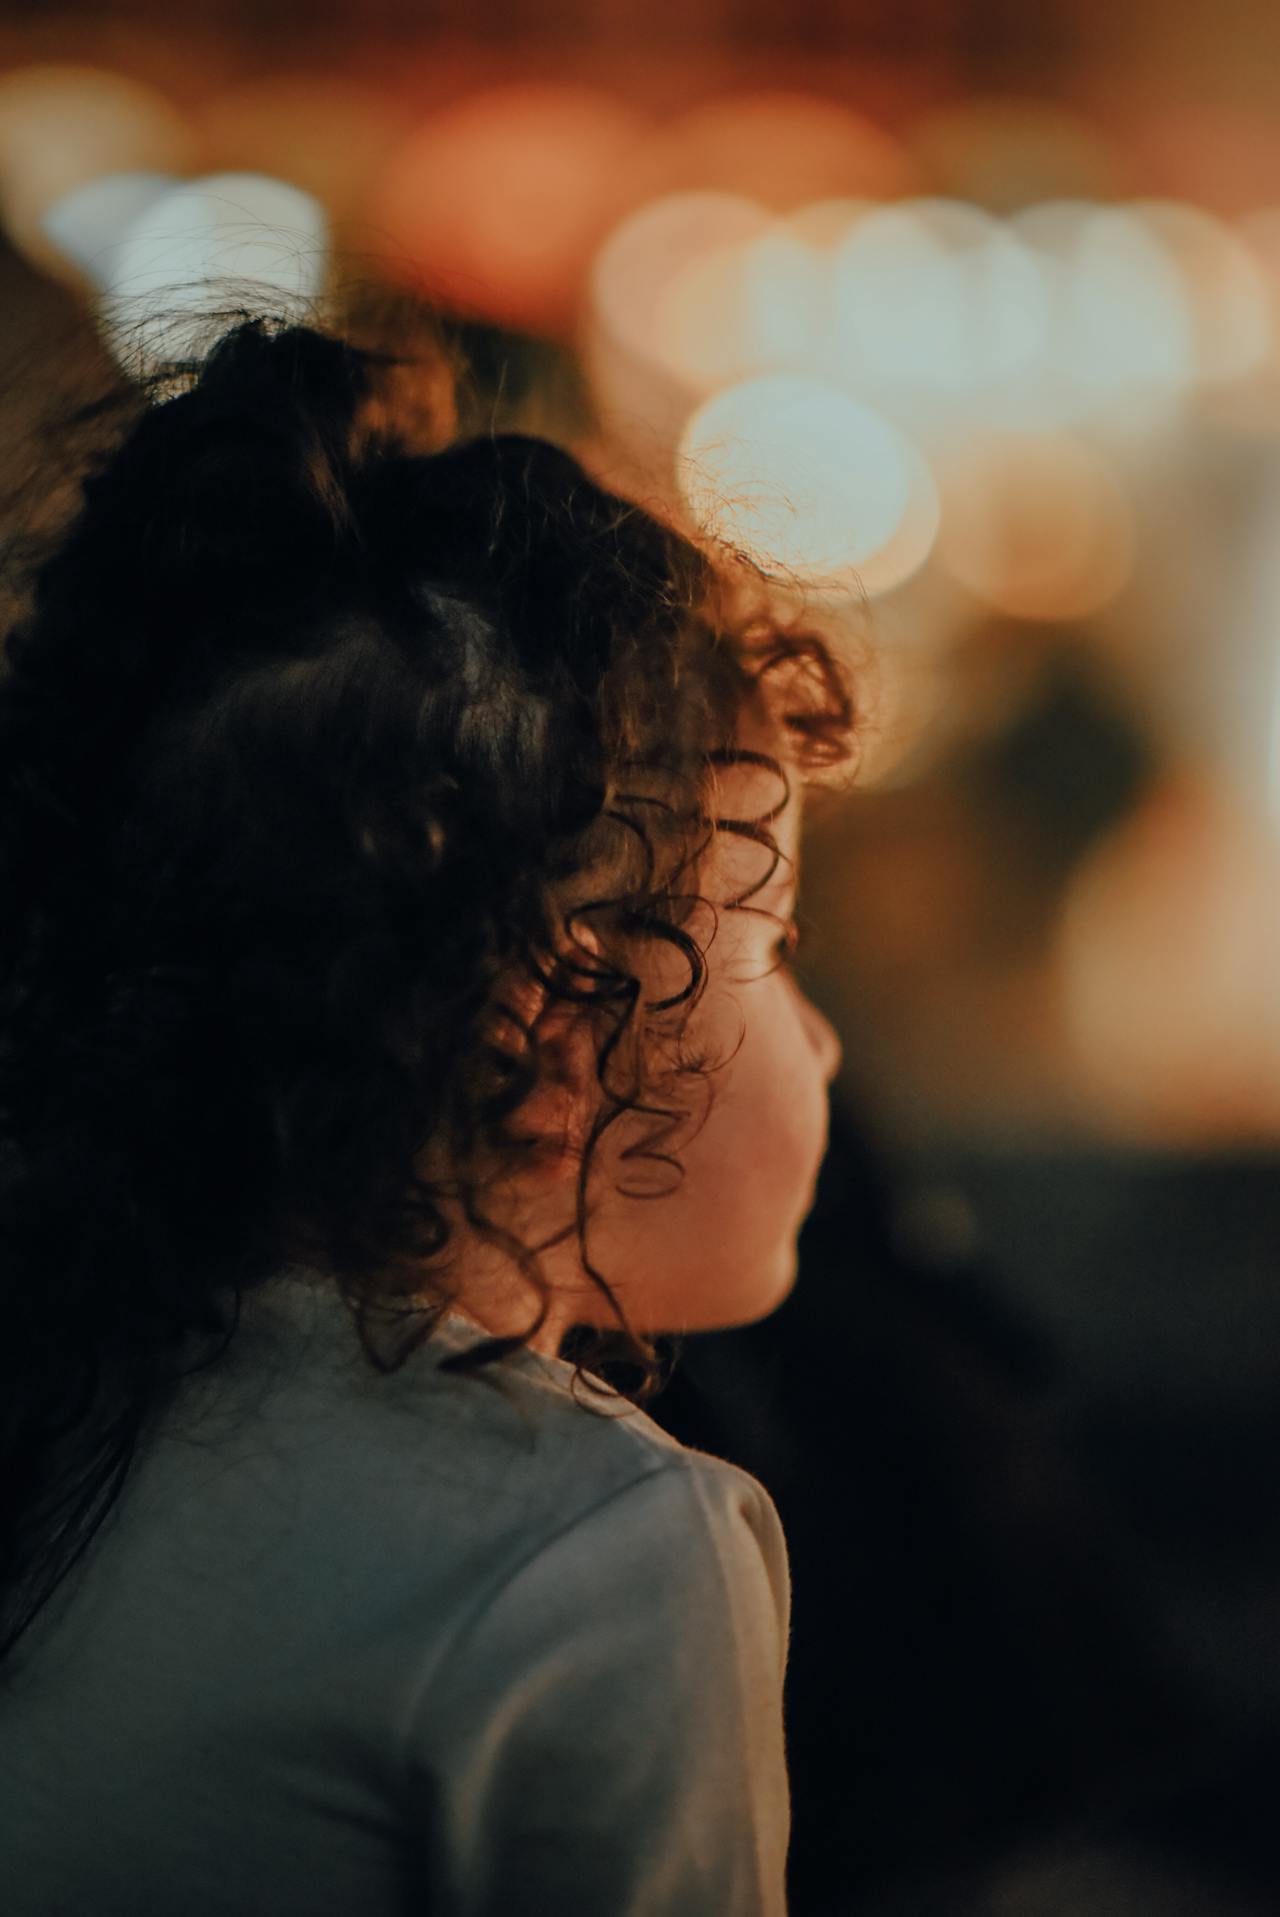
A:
[[0, 311, 854, 1914]]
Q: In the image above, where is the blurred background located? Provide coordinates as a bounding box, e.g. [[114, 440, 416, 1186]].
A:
[[3, 3, 1280, 1913]]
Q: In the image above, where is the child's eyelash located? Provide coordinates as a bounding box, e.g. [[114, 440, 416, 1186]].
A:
[[774, 922, 800, 966]]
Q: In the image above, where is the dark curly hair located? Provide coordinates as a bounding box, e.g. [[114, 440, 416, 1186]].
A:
[[0, 304, 856, 1669]]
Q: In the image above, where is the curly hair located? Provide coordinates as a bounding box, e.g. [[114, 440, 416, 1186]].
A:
[[0, 305, 856, 1668]]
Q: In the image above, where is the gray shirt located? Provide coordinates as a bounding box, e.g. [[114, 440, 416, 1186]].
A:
[[1, 1273, 792, 1914]]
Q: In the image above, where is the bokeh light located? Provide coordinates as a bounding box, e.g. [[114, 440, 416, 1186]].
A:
[[1211, 206, 1280, 433], [676, 373, 920, 584], [1129, 200, 1270, 386], [101, 171, 329, 371], [1008, 200, 1194, 427], [586, 191, 772, 466], [370, 84, 649, 337], [0, 63, 192, 280], [933, 429, 1135, 620], [854, 434, 942, 598], [1119, 101, 1280, 219], [652, 217, 829, 395], [591, 190, 771, 375], [1057, 780, 1280, 1139], [825, 198, 1048, 417], [40, 170, 179, 293]]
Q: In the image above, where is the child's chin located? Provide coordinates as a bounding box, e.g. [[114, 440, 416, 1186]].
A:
[[762, 1249, 803, 1319], [637, 1245, 801, 1336], [715, 1246, 801, 1331]]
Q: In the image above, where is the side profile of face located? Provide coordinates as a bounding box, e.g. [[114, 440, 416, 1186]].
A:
[[577, 755, 840, 1338], [449, 735, 843, 1354]]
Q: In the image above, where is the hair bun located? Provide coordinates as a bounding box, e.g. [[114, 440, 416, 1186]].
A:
[[0, 320, 400, 875], [54, 320, 388, 623]]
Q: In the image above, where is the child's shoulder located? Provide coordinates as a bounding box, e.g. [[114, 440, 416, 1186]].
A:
[[422, 1311, 719, 1507], [447, 1327, 786, 1556], [187, 1274, 787, 1533], [127, 1276, 785, 1673], [205, 1274, 711, 1503]]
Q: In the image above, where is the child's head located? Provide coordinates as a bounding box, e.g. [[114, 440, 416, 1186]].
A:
[[0, 310, 855, 1411]]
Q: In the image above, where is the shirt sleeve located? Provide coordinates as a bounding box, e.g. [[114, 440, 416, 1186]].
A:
[[399, 1452, 793, 1916]]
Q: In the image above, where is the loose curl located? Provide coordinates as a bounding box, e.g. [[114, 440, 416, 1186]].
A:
[[0, 305, 856, 1668]]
